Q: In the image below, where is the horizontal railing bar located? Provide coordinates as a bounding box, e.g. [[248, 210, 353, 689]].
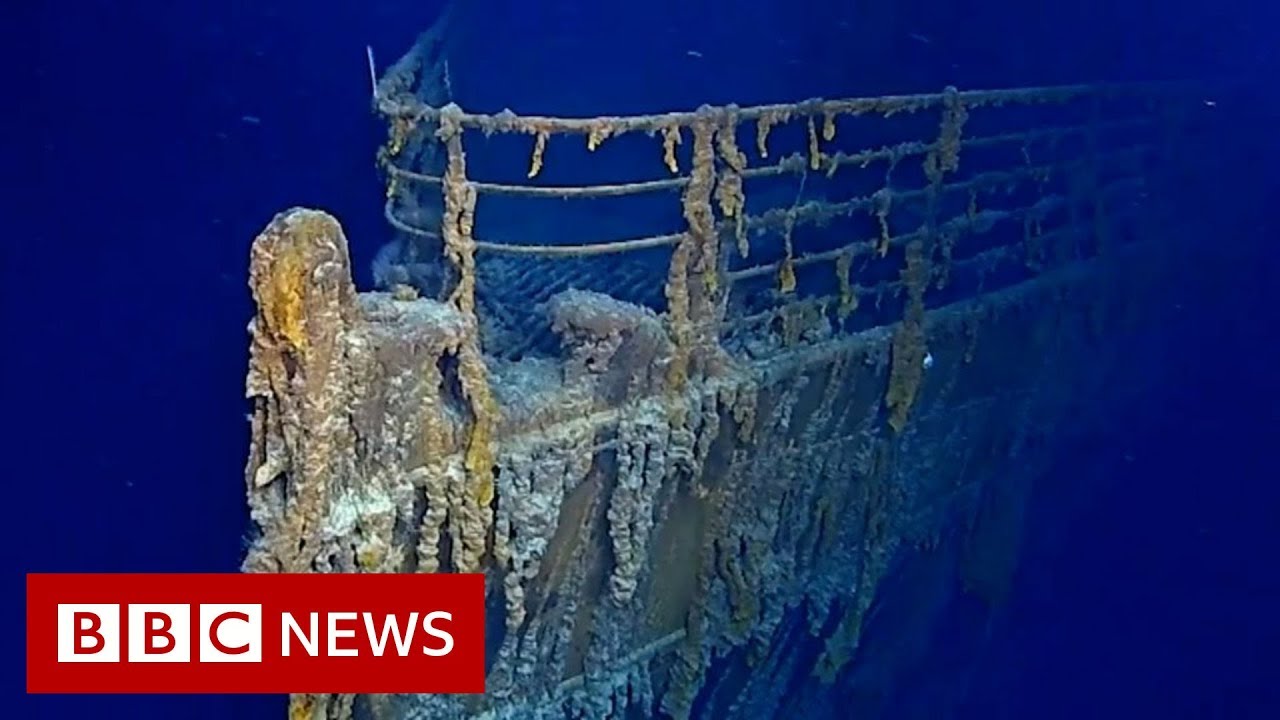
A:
[[738, 145, 1149, 238], [377, 81, 1181, 132], [384, 146, 1149, 258], [384, 200, 682, 255], [725, 242, 1021, 333], [382, 116, 1154, 198], [722, 211, 1143, 333], [725, 175, 1143, 285]]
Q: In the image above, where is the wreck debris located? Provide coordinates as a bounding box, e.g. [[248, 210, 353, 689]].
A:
[[241, 73, 1192, 719], [807, 115, 825, 171], [245, 208, 361, 574], [714, 112, 749, 258], [754, 108, 790, 159], [661, 123, 682, 174], [526, 130, 548, 179]]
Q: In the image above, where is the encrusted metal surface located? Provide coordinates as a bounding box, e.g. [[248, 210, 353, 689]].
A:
[[244, 212, 1176, 719], [241, 15, 1198, 719], [374, 69, 1173, 365]]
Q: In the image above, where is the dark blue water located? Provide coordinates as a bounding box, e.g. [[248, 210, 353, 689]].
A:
[[8, 1, 1277, 717], [954, 290, 1280, 719]]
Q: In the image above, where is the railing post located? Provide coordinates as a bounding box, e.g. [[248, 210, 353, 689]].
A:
[[437, 104, 497, 574], [885, 87, 968, 433], [667, 106, 726, 394]]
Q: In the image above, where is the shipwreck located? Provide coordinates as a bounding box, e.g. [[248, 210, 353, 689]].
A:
[[238, 10, 1202, 720]]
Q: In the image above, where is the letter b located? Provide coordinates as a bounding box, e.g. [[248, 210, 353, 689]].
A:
[[57, 604, 120, 663], [128, 604, 191, 662]]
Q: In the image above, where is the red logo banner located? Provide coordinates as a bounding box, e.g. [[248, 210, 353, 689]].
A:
[[26, 573, 485, 694]]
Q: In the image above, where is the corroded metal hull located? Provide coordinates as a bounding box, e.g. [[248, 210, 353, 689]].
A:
[[241, 41, 1194, 717], [243, 206, 1175, 718]]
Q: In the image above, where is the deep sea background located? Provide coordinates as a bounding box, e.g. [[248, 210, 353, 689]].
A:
[[6, 0, 1278, 717]]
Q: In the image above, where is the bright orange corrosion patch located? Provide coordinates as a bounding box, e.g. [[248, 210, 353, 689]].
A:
[[265, 239, 308, 351]]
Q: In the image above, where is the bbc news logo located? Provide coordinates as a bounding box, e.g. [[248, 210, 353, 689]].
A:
[[57, 603, 265, 663], [27, 573, 484, 693], [55, 604, 456, 664]]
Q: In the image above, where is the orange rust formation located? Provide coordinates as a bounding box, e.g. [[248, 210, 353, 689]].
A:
[[243, 22, 1201, 718]]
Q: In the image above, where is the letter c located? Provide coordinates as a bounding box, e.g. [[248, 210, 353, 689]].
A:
[[210, 611, 250, 655]]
